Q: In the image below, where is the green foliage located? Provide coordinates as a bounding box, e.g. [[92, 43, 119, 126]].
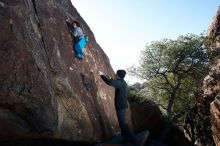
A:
[[128, 85, 147, 103], [128, 33, 209, 125]]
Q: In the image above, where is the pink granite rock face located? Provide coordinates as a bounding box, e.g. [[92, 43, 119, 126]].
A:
[[0, 0, 119, 142]]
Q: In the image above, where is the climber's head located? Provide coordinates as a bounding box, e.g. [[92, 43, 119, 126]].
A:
[[72, 21, 81, 28], [116, 70, 126, 79]]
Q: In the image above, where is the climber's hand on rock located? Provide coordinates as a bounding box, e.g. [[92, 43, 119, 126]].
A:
[[99, 71, 104, 76]]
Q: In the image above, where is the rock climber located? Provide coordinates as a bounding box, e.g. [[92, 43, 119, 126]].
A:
[[66, 19, 88, 60]]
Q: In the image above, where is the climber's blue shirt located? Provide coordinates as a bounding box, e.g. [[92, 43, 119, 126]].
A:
[[100, 75, 128, 110]]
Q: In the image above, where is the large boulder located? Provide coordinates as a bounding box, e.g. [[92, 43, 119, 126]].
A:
[[184, 6, 220, 146], [207, 6, 220, 146], [0, 0, 119, 142], [129, 95, 191, 146]]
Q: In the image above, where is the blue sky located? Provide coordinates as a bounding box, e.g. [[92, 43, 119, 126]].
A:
[[71, 0, 219, 83]]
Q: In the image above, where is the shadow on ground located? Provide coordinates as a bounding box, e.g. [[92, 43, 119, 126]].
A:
[[0, 139, 91, 146]]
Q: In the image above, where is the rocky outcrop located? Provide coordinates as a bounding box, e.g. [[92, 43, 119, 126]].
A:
[[184, 6, 220, 146], [210, 97, 220, 146], [130, 99, 164, 136], [184, 94, 214, 146], [0, 0, 119, 142], [129, 95, 191, 146], [207, 6, 220, 146]]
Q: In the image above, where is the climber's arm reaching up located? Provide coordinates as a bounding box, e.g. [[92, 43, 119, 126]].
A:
[[65, 19, 72, 29], [100, 71, 121, 88]]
